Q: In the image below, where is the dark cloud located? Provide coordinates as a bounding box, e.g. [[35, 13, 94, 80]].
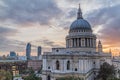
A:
[[0, 38, 26, 52], [0, 26, 62, 54], [0, 0, 62, 25], [66, 0, 120, 5], [43, 39, 61, 48], [86, 4, 120, 47], [0, 27, 26, 53], [34, 39, 62, 48], [87, 5, 119, 27], [0, 27, 17, 36], [65, 8, 77, 19], [56, 8, 77, 30]]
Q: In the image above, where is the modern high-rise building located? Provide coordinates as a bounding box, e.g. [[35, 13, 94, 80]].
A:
[[26, 43, 31, 60], [38, 46, 42, 57], [10, 51, 16, 57]]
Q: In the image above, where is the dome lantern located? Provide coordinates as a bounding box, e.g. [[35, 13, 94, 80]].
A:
[[77, 4, 83, 19]]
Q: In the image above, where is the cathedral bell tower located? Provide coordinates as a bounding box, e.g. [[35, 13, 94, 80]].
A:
[[98, 40, 103, 52]]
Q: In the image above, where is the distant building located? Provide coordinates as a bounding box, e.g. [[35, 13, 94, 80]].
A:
[[27, 60, 42, 72], [10, 51, 16, 57], [38, 46, 42, 57], [38, 46, 42, 60], [18, 56, 27, 60], [98, 40, 103, 52], [31, 56, 39, 60], [7, 51, 18, 60], [0, 60, 27, 73], [26, 43, 31, 60]]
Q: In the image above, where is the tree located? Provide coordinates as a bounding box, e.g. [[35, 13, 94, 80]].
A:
[[24, 74, 42, 80], [107, 77, 120, 80], [97, 62, 116, 80], [38, 65, 42, 74], [23, 68, 42, 80], [0, 70, 12, 80]]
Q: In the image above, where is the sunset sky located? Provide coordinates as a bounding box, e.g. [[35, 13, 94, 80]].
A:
[[0, 0, 120, 56]]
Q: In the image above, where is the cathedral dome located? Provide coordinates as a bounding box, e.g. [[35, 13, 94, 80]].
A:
[[70, 19, 91, 30], [69, 4, 92, 31], [66, 4, 96, 52]]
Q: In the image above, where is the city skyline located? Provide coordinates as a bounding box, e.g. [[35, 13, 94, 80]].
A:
[[0, 0, 120, 56]]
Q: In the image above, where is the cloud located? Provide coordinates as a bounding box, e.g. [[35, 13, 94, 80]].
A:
[[66, 0, 120, 7], [86, 4, 120, 47], [0, 0, 62, 26], [33, 38, 62, 48], [0, 27, 26, 53], [0, 38, 26, 52], [42, 39, 62, 48], [1, 0, 120, 55], [65, 8, 77, 19], [87, 5, 119, 27], [0, 27, 17, 36]]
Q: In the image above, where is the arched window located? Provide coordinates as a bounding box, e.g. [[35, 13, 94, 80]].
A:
[[75, 68, 77, 71], [67, 60, 70, 70], [56, 60, 60, 70], [56, 49, 59, 52], [47, 75, 51, 80]]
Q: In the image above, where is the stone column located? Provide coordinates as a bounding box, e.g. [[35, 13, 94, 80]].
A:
[[94, 39, 96, 48], [74, 38, 76, 47], [92, 38, 94, 47], [79, 38, 81, 47], [73, 38, 75, 47], [69, 39, 71, 48], [82, 60, 85, 73], [69, 39, 71, 47], [63, 60, 66, 72], [52, 60, 54, 70], [93, 38, 94, 47], [77, 38, 79, 47], [67, 39, 69, 48], [87, 38, 89, 47], [62, 60, 64, 72], [72, 38, 74, 47], [79, 60, 82, 73], [90, 38, 91, 47], [71, 39, 73, 47], [80, 38, 82, 47], [85, 38, 87, 47], [91, 38, 93, 47], [84, 60, 86, 73], [43, 59, 47, 70], [81, 38, 85, 47], [66, 39, 68, 48], [76, 38, 77, 47]]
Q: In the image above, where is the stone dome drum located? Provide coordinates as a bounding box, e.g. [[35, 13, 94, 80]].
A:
[[70, 19, 91, 30]]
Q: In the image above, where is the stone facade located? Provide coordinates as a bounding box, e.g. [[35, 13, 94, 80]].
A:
[[42, 5, 112, 80], [42, 50, 111, 80]]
